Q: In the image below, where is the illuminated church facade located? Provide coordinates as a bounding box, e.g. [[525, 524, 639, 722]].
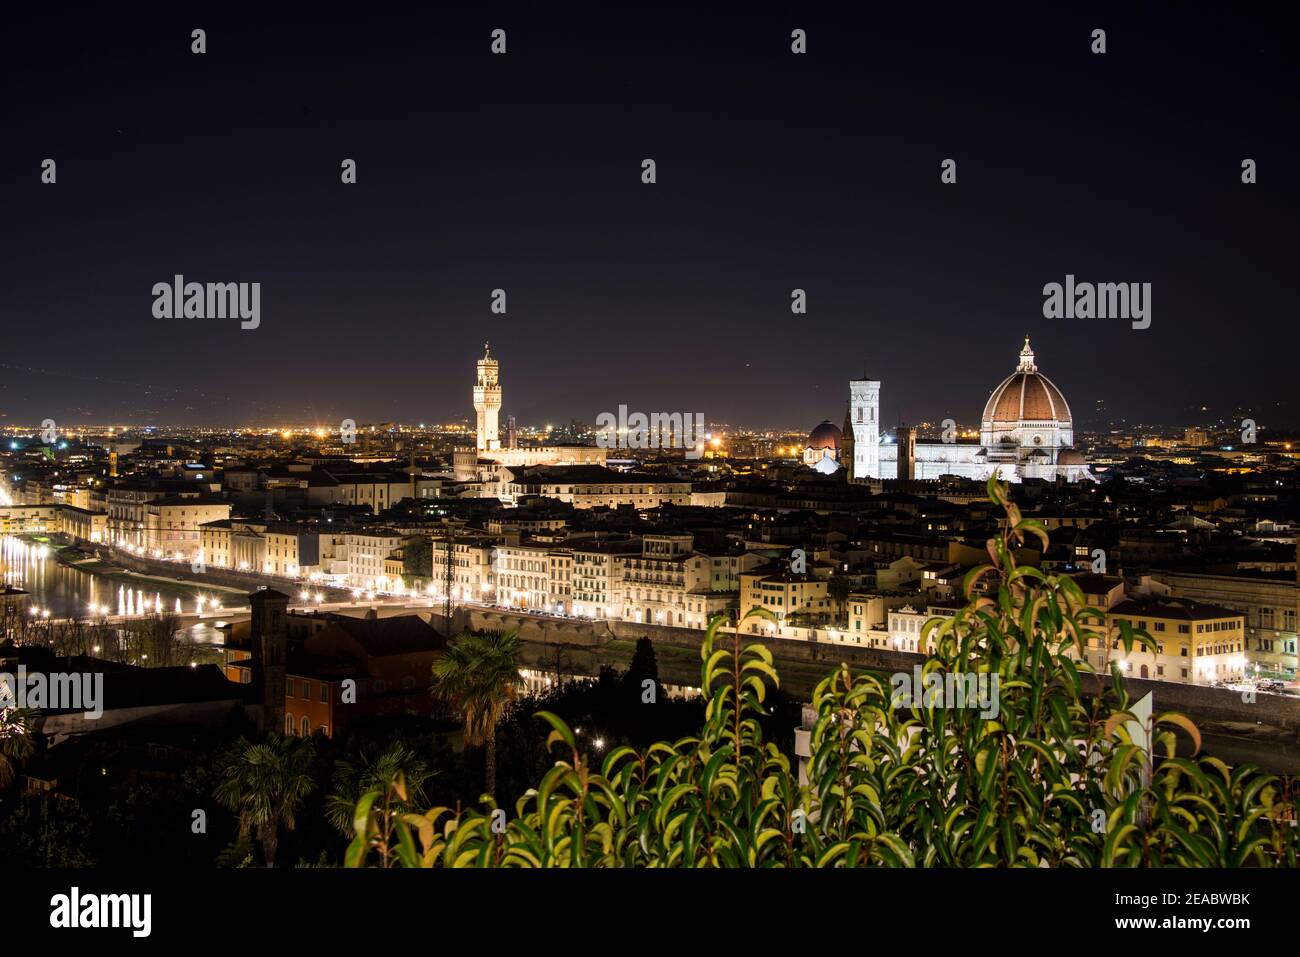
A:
[[842, 338, 1094, 484]]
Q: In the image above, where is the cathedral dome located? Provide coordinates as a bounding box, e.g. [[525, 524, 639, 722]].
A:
[[982, 338, 1072, 425], [1058, 448, 1086, 466], [807, 420, 842, 450]]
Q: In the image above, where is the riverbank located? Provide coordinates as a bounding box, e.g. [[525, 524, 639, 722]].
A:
[[51, 542, 249, 598], [100, 544, 356, 603]]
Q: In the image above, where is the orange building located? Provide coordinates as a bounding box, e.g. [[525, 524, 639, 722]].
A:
[[228, 612, 447, 738]]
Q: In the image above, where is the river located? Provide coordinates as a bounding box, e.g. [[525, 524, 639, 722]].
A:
[[2, 535, 243, 645]]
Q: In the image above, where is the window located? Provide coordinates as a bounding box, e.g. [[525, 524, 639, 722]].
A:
[[301, 716, 311, 737], [285, 713, 295, 735], [320, 685, 328, 702], [286, 678, 295, 696], [301, 681, 312, 699]]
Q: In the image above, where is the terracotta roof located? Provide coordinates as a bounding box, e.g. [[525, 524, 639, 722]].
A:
[[983, 372, 1071, 424], [807, 420, 842, 450], [1110, 598, 1243, 621], [982, 338, 1072, 425], [312, 615, 446, 657]]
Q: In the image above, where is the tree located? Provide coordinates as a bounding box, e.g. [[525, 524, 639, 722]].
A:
[[544, 638, 577, 687], [827, 576, 853, 625], [214, 734, 317, 867], [121, 612, 203, 668], [0, 705, 37, 789], [619, 637, 665, 748], [431, 629, 521, 801], [623, 636, 659, 699], [324, 741, 433, 835], [404, 536, 433, 580]]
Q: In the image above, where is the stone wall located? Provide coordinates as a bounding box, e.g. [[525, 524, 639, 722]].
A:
[[1105, 675, 1300, 732]]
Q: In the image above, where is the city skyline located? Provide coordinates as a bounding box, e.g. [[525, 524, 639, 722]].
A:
[[4, 6, 1295, 429], [0, 334, 1291, 436]]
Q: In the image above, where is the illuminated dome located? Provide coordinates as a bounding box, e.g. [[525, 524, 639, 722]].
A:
[[807, 420, 842, 450], [978, 338, 1077, 473], [982, 338, 1072, 426], [842, 335, 1093, 485]]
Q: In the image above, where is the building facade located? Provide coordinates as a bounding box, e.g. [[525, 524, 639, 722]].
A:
[[1154, 569, 1298, 675], [846, 339, 1094, 484]]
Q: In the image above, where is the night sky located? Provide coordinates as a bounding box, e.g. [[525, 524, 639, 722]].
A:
[[3, 4, 1295, 431]]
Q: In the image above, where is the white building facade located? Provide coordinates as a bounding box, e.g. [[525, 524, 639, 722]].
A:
[[847, 338, 1095, 484]]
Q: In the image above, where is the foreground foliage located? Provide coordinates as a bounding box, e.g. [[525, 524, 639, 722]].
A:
[[347, 479, 1298, 867], [215, 734, 317, 867]]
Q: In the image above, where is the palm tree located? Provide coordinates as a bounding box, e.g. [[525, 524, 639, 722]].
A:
[[0, 706, 37, 789], [431, 629, 520, 800], [324, 741, 434, 834], [214, 734, 317, 867]]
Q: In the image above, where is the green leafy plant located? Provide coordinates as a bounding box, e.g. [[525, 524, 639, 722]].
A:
[[324, 741, 433, 835]]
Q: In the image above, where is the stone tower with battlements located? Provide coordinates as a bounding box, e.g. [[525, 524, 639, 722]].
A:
[[473, 342, 502, 452]]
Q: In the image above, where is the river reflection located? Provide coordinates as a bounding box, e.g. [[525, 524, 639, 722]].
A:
[[2, 535, 245, 645]]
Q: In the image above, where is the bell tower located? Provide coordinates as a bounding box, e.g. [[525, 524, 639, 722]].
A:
[[249, 588, 289, 734], [847, 378, 881, 480], [473, 342, 502, 452]]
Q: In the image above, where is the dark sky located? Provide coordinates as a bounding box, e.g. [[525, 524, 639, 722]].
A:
[[2, 3, 1295, 431]]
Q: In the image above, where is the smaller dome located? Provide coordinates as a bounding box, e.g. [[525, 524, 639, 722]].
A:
[[1058, 449, 1087, 466], [807, 420, 842, 450]]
